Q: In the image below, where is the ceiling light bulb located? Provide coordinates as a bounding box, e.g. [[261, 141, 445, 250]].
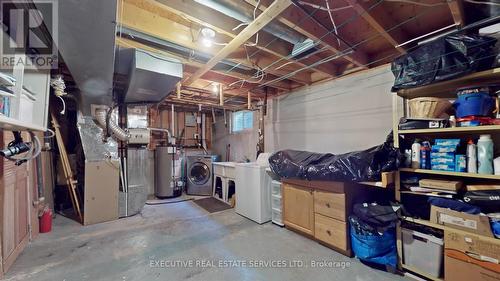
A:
[[201, 27, 216, 38], [212, 83, 218, 93], [202, 38, 213, 48]]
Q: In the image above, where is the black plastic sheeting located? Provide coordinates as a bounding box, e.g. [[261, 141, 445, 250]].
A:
[[391, 34, 497, 91], [268, 133, 401, 182]]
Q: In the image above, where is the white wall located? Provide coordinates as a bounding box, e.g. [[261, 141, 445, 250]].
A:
[[212, 112, 260, 162], [265, 65, 396, 154]]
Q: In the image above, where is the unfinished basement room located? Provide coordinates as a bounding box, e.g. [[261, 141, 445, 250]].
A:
[[0, 0, 499, 280]]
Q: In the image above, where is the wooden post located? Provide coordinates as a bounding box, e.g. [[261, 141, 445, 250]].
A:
[[176, 82, 181, 99], [219, 84, 224, 106], [247, 92, 251, 109]]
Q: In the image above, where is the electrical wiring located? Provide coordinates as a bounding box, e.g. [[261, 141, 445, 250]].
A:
[[212, 41, 228, 46], [233, 22, 249, 31], [383, 0, 447, 7], [297, 1, 352, 11], [278, 31, 500, 106], [57, 96, 66, 115], [44, 128, 55, 139], [464, 0, 500, 6], [245, 33, 259, 47], [275, 61, 294, 71], [223, 1, 326, 76], [50, 75, 67, 115], [386, 0, 500, 7], [257, 3, 495, 88], [325, 0, 341, 47]]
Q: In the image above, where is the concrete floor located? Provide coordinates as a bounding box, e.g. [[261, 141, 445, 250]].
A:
[[5, 201, 409, 281]]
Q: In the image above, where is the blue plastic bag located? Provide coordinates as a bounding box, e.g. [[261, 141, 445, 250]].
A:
[[350, 225, 397, 268]]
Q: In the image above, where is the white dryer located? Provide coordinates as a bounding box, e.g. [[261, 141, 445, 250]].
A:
[[235, 153, 271, 224]]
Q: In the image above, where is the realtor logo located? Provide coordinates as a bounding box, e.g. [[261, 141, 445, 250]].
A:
[[0, 0, 58, 69]]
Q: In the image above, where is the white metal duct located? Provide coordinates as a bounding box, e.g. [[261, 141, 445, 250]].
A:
[[115, 48, 183, 103]]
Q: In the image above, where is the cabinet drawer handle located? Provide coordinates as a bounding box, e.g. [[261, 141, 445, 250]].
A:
[[326, 230, 331, 236], [326, 203, 331, 208]]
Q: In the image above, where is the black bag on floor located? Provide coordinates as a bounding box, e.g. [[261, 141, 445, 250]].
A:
[[352, 203, 399, 233], [391, 34, 497, 91]]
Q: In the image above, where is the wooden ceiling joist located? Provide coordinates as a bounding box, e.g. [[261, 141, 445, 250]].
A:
[[155, 0, 337, 78], [343, 0, 406, 54], [119, 0, 304, 86], [252, 0, 368, 69], [448, 0, 464, 27], [182, 0, 293, 86]]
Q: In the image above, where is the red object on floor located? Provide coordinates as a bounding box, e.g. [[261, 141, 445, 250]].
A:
[[39, 208, 52, 233]]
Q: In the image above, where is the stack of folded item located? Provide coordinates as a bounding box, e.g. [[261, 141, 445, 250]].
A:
[[431, 139, 463, 171]]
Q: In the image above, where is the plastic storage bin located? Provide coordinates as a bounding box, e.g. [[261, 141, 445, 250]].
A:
[[272, 208, 283, 226], [271, 181, 281, 196], [270, 180, 283, 226], [402, 228, 444, 278], [272, 195, 282, 209]]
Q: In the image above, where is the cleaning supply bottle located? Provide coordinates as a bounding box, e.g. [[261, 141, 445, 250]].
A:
[[411, 139, 421, 169], [467, 139, 477, 173], [420, 141, 431, 169], [477, 134, 494, 174]]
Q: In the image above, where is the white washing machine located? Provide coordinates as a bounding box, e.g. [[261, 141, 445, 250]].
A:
[[235, 153, 271, 224], [186, 155, 213, 196]]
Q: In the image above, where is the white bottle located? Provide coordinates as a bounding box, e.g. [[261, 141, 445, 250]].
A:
[[478, 134, 494, 175], [494, 157, 500, 175], [449, 115, 456, 128], [467, 139, 477, 174], [411, 140, 421, 169]]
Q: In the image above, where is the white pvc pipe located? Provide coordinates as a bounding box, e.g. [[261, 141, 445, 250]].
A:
[[171, 104, 175, 136], [202, 113, 207, 151], [396, 23, 459, 48]]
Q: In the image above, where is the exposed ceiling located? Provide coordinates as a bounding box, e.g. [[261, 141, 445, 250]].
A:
[[114, 0, 472, 109]]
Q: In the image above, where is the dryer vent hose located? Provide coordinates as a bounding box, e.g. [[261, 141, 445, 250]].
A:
[[95, 108, 130, 141]]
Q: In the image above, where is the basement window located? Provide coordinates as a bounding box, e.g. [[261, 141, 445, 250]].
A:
[[232, 110, 253, 133]]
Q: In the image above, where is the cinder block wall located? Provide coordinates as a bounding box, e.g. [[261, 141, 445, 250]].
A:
[[265, 65, 398, 154]]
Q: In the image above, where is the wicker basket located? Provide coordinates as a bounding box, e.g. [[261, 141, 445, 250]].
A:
[[408, 97, 452, 118]]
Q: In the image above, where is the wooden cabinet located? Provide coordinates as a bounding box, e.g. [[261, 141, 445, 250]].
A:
[[0, 132, 35, 275], [282, 179, 356, 257], [282, 183, 314, 236], [314, 190, 346, 221], [314, 213, 347, 251]]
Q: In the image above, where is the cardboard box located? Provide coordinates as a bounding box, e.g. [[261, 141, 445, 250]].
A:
[[419, 179, 463, 191], [466, 185, 500, 191], [430, 206, 494, 237], [444, 230, 500, 281]]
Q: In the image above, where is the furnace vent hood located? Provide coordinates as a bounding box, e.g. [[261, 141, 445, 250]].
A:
[[115, 48, 183, 103]]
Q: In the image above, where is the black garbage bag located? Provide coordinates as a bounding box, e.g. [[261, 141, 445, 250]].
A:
[[353, 203, 399, 233], [391, 34, 497, 91], [268, 132, 401, 182], [349, 208, 397, 268]]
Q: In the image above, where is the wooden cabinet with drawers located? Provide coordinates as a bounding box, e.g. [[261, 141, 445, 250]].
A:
[[282, 179, 366, 257]]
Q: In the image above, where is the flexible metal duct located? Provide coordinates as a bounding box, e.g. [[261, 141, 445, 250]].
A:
[[95, 108, 130, 141], [191, 0, 306, 45]]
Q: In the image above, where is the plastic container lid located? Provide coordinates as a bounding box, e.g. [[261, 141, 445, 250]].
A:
[[479, 134, 492, 140]]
